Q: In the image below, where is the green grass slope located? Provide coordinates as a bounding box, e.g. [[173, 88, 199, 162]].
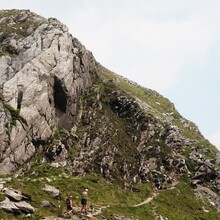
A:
[[1, 166, 220, 220]]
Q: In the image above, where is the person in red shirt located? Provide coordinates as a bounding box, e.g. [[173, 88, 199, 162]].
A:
[[66, 195, 73, 217]]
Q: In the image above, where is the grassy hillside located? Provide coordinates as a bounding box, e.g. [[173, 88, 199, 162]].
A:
[[1, 165, 220, 220]]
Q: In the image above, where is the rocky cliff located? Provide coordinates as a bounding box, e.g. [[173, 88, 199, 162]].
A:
[[0, 9, 97, 174], [0, 9, 220, 219]]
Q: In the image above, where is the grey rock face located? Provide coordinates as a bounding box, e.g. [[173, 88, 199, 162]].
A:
[[196, 185, 220, 212], [164, 125, 185, 149], [0, 10, 97, 174]]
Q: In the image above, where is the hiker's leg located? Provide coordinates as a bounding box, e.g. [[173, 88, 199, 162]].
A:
[[66, 211, 70, 218], [69, 210, 73, 216], [85, 204, 88, 214], [81, 205, 86, 214]]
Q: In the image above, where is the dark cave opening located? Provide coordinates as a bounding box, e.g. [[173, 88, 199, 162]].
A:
[[54, 76, 67, 113], [17, 90, 23, 109]]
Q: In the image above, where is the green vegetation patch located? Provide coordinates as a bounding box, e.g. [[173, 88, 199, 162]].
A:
[[1, 164, 220, 220], [2, 171, 154, 220], [3, 103, 20, 126], [153, 180, 220, 220]]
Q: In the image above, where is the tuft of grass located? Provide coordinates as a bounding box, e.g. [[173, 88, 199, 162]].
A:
[[0, 9, 18, 19], [3, 104, 20, 126]]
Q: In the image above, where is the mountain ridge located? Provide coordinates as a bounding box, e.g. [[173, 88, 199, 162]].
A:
[[0, 9, 220, 220]]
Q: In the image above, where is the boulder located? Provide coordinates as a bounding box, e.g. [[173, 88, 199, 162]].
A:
[[0, 197, 35, 214], [15, 201, 35, 213], [41, 200, 52, 207], [42, 184, 60, 198], [0, 197, 20, 213], [2, 188, 28, 201]]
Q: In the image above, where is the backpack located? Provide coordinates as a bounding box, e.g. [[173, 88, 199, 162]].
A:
[[66, 197, 71, 207], [162, 176, 167, 183], [154, 177, 160, 184]]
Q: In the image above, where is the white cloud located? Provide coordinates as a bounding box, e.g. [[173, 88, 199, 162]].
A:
[[64, 1, 220, 93], [209, 132, 220, 151]]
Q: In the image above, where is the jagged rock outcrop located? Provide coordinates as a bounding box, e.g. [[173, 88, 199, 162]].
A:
[[195, 185, 220, 212], [191, 151, 220, 190], [0, 9, 97, 174]]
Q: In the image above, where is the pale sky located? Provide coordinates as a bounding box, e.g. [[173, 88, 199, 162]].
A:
[[1, 0, 220, 150]]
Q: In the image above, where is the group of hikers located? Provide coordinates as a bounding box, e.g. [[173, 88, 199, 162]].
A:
[[64, 158, 189, 217], [152, 173, 173, 192], [65, 188, 89, 218], [152, 158, 189, 192]]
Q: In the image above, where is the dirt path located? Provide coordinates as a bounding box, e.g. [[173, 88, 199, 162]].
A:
[[134, 192, 158, 207], [133, 180, 179, 207], [91, 205, 108, 216], [69, 205, 108, 219]]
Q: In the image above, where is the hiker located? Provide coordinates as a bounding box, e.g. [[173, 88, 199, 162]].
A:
[[160, 165, 165, 175], [176, 159, 188, 173], [81, 188, 88, 214], [161, 174, 167, 189], [167, 175, 174, 188], [65, 195, 73, 217], [152, 174, 160, 192]]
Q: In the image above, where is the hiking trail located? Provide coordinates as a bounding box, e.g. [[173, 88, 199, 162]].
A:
[[133, 180, 179, 207]]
